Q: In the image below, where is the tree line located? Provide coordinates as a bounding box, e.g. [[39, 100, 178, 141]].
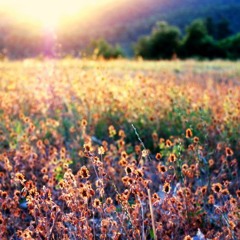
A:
[[90, 18, 240, 60], [0, 17, 239, 60]]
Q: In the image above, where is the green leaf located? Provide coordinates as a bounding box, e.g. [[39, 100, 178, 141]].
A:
[[149, 229, 154, 239]]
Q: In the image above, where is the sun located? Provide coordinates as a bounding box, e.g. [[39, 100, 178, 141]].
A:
[[1, 0, 111, 28]]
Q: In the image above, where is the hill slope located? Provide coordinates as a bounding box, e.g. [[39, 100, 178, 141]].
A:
[[85, 0, 240, 55], [0, 0, 240, 57]]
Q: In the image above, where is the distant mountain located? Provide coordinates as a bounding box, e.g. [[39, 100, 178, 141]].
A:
[[0, 0, 240, 57], [77, 0, 240, 55]]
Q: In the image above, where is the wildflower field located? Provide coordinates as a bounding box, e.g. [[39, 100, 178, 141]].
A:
[[0, 59, 239, 240]]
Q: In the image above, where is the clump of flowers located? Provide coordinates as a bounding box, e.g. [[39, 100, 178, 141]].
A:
[[0, 59, 239, 239]]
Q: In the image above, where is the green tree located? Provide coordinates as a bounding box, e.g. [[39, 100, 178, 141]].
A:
[[134, 21, 181, 59], [88, 39, 124, 59], [180, 19, 224, 59], [134, 36, 153, 59], [219, 33, 240, 59]]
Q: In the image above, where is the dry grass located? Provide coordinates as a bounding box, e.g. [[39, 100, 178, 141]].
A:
[[0, 59, 239, 239]]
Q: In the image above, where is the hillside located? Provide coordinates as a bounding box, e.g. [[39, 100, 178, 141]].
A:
[[82, 0, 240, 55], [0, 0, 240, 57]]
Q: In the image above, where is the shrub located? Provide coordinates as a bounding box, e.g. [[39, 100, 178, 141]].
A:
[[219, 33, 240, 59], [88, 39, 124, 59], [180, 19, 225, 59], [134, 21, 181, 59]]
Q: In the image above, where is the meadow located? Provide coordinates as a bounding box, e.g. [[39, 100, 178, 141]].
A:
[[0, 59, 239, 240]]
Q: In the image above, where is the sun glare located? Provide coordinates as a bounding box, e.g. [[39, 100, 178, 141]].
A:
[[0, 0, 112, 28]]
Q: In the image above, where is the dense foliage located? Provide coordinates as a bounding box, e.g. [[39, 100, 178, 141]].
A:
[[134, 19, 240, 60], [134, 22, 181, 59], [86, 39, 124, 59], [219, 33, 240, 60]]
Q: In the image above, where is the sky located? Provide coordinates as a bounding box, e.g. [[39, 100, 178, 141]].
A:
[[0, 0, 116, 28]]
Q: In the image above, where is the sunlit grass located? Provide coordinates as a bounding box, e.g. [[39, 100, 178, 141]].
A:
[[0, 59, 239, 239]]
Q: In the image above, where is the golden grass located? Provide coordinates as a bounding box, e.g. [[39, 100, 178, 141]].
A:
[[0, 59, 239, 239]]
